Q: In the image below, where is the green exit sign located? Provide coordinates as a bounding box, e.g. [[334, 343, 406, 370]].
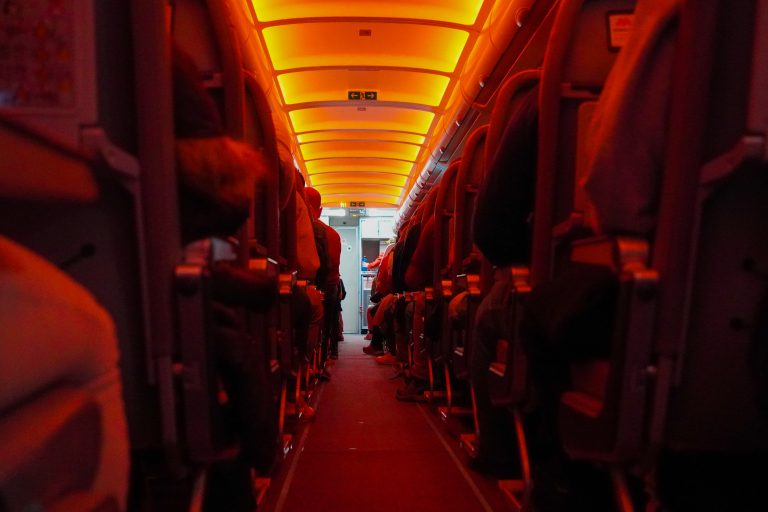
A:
[[347, 91, 378, 101]]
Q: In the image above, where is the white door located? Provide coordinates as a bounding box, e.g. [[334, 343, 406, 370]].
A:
[[335, 226, 359, 333]]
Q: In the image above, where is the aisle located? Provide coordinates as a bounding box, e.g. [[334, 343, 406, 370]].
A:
[[266, 335, 511, 512]]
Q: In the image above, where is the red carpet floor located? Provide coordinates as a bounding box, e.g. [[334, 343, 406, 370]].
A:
[[263, 335, 512, 512]]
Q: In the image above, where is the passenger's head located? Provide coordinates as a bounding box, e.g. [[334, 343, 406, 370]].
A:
[[304, 186, 322, 219], [172, 46, 265, 244]]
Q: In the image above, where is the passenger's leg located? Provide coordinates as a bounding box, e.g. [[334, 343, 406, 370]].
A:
[[305, 286, 324, 359], [368, 294, 396, 357], [393, 298, 409, 364], [375, 296, 400, 364], [290, 289, 312, 361], [468, 279, 518, 471], [324, 296, 341, 358], [364, 306, 374, 340], [295, 287, 322, 415], [396, 292, 429, 402]]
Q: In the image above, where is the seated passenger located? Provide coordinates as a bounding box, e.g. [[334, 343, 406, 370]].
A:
[[382, 213, 424, 366], [287, 177, 325, 403], [292, 179, 324, 364], [364, 243, 395, 355], [304, 186, 343, 359], [395, 213, 436, 401]]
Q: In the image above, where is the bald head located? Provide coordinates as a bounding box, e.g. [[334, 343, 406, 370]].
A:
[[304, 186, 322, 219]]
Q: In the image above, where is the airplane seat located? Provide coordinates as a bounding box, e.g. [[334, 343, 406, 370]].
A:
[[242, 71, 286, 469], [493, 0, 639, 508], [451, 125, 489, 381], [485, 69, 542, 165], [244, 74, 281, 257], [483, 70, 541, 409], [648, 0, 768, 479], [172, 0, 244, 140], [471, 69, 542, 510], [428, 160, 467, 417], [172, 4, 285, 504], [431, 160, 462, 367], [532, 0, 637, 285], [399, 189, 439, 394], [279, 160, 299, 270], [0, 236, 128, 512], [526, 0, 639, 455], [175, 240, 243, 464], [175, 237, 280, 510], [558, 1, 768, 509], [419, 167, 457, 401]]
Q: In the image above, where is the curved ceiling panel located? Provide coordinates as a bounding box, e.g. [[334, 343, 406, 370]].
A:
[[309, 173, 408, 187], [245, 0, 496, 206], [263, 23, 468, 73], [300, 141, 421, 162], [289, 106, 435, 134], [305, 158, 414, 175], [277, 70, 450, 107], [297, 131, 426, 145], [250, 0, 484, 25]]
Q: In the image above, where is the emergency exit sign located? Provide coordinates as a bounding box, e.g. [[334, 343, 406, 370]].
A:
[[348, 91, 378, 101]]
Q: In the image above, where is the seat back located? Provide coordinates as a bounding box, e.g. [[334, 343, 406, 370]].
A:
[[452, 125, 489, 279], [420, 185, 439, 222], [485, 69, 542, 165], [432, 160, 462, 288], [482, 70, 541, 406], [651, 0, 768, 453], [171, 0, 284, 480], [559, 0, 768, 473], [244, 74, 281, 258], [532, 0, 636, 286], [280, 169, 299, 271], [449, 126, 489, 378], [431, 160, 461, 360], [242, 73, 284, 416], [0, 3, 156, 508], [173, 0, 244, 139]]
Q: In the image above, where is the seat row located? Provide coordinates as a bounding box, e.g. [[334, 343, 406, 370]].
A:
[[0, 1, 337, 510], [367, 0, 768, 510]]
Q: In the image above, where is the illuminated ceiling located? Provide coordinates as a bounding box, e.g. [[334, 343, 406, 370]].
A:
[[246, 0, 495, 207]]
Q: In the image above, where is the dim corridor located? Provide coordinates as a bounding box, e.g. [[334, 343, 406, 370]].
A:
[[262, 335, 511, 512]]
